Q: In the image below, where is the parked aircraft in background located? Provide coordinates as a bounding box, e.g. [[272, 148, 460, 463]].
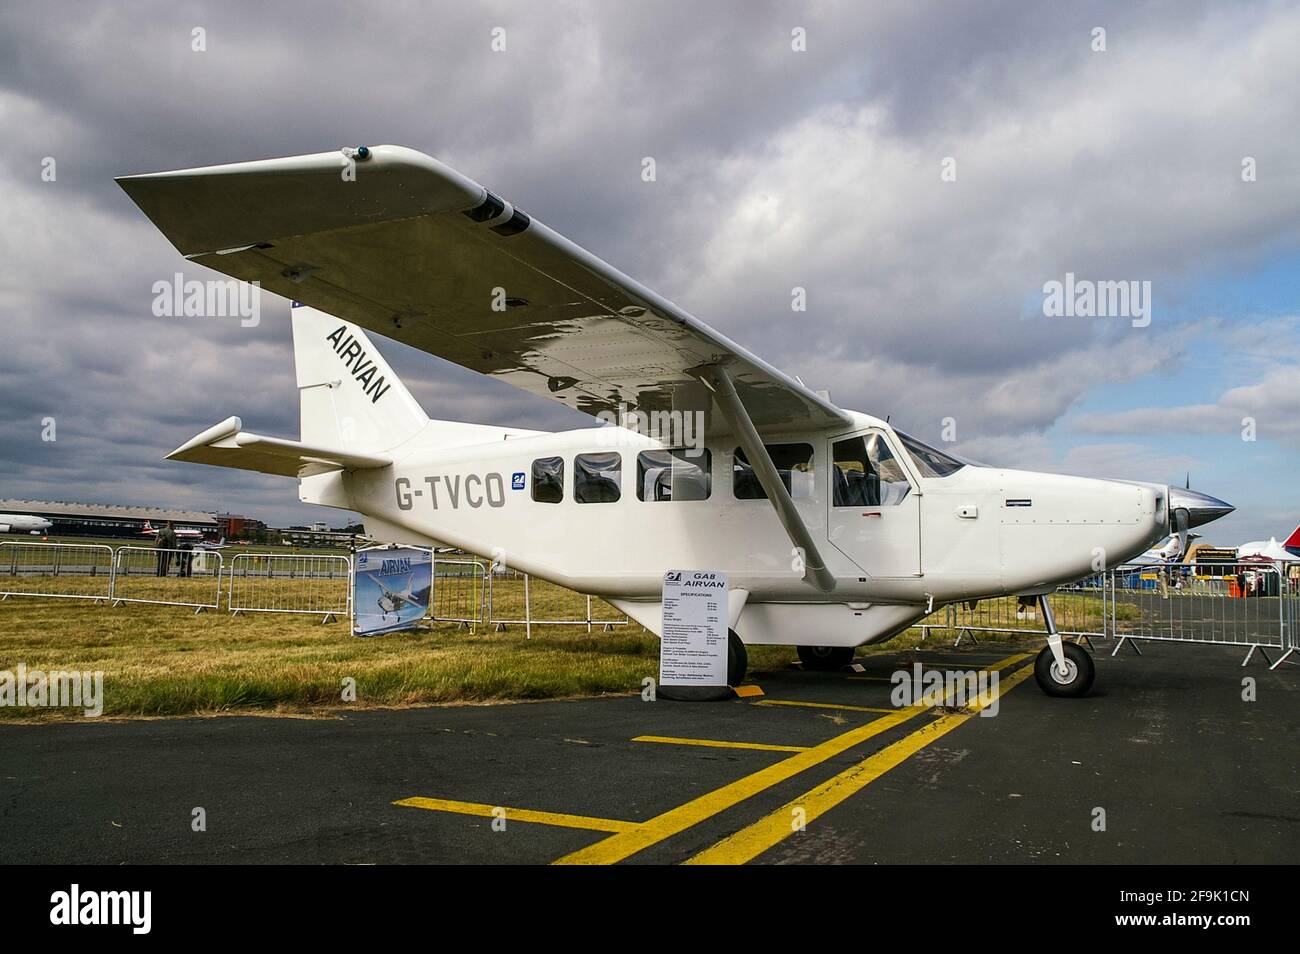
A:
[[119, 145, 1237, 697], [0, 513, 53, 534], [140, 521, 205, 541]]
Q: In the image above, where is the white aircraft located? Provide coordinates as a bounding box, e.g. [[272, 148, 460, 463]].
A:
[[118, 145, 1236, 697], [1236, 526, 1300, 563], [0, 513, 53, 534], [1131, 531, 1202, 566], [140, 520, 206, 541], [375, 574, 421, 618]]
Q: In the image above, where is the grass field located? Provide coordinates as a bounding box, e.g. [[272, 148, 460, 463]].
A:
[[0, 556, 1085, 721]]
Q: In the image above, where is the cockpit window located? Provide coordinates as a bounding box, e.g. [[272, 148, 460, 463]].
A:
[[895, 430, 967, 478]]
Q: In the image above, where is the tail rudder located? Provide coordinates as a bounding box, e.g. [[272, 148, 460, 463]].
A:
[[1283, 525, 1300, 550], [291, 304, 428, 453]]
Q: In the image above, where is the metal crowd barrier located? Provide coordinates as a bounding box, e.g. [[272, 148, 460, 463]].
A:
[[430, 557, 489, 631], [111, 545, 223, 613], [923, 574, 1109, 647], [1106, 562, 1294, 668], [226, 552, 352, 622], [0, 541, 115, 603], [486, 566, 629, 638]]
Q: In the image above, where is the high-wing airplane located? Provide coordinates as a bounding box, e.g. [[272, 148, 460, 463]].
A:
[[118, 145, 1237, 697], [0, 513, 53, 534], [375, 574, 421, 618]]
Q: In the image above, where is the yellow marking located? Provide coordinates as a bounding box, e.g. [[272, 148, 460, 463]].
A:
[[553, 653, 1031, 865], [683, 662, 1037, 865], [756, 699, 896, 714], [632, 735, 809, 753], [733, 684, 765, 699], [394, 797, 636, 833]]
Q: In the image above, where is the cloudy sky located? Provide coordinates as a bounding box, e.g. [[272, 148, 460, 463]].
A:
[[1, 0, 1297, 542]]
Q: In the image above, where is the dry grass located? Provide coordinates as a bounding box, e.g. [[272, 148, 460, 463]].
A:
[[0, 557, 1096, 722]]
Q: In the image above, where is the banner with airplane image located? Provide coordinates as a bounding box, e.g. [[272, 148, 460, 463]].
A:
[[352, 546, 433, 636]]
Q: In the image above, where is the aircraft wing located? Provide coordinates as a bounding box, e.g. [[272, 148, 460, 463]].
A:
[[117, 145, 850, 435], [168, 416, 393, 478]]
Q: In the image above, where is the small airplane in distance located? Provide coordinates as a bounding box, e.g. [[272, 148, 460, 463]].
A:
[[120, 144, 1238, 698], [140, 521, 205, 541], [1131, 531, 1203, 566], [0, 513, 53, 534], [1236, 525, 1300, 563]]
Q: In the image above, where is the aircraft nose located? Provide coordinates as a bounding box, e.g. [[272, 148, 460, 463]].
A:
[[1168, 487, 1235, 529]]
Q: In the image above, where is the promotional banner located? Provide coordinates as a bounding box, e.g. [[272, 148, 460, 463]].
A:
[[659, 570, 729, 686], [352, 546, 433, 636]]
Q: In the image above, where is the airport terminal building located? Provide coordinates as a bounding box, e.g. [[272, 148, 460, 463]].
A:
[[0, 499, 219, 539]]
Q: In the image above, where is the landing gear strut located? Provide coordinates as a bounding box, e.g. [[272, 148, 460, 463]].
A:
[[1033, 594, 1095, 697], [798, 645, 855, 672]]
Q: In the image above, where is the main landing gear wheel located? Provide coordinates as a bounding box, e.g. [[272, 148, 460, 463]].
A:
[[728, 630, 748, 686], [1034, 642, 1095, 697], [798, 645, 855, 672], [659, 630, 748, 702]]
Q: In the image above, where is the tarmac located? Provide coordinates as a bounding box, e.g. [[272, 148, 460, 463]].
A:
[[1, 639, 1295, 864]]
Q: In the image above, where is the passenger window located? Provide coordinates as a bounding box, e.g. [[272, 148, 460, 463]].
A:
[[733, 444, 814, 500], [531, 457, 564, 503], [832, 433, 910, 506], [637, 449, 711, 501], [574, 452, 622, 503]]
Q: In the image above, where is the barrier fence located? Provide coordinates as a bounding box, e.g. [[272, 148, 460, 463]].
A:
[[486, 566, 629, 637], [923, 562, 1297, 669], [1105, 562, 1295, 668], [227, 552, 352, 622], [111, 545, 224, 613], [1, 543, 1293, 667], [430, 558, 488, 630], [0, 541, 115, 603]]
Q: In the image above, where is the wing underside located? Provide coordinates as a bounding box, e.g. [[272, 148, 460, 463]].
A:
[[117, 145, 850, 436]]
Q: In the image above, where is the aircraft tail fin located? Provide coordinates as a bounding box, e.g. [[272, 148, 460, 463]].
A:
[[1283, 525, 1300, 550], [291, 304, 429, 454]]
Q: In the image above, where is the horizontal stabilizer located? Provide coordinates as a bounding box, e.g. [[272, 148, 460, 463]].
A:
[[167, 416, 392, 478]]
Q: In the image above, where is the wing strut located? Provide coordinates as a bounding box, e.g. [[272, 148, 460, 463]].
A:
[[701, 367, 836, 593]]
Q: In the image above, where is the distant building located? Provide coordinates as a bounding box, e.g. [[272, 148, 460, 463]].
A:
[[216, 513, 267, 540], [276, 525, 355, 548], [0, 499, 218, 539]]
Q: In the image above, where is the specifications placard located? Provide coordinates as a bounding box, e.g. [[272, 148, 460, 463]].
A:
[[659, 570, 728, 686]]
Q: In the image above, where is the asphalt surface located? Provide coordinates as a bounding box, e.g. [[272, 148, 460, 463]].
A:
[[1, 639, 1295, 864]]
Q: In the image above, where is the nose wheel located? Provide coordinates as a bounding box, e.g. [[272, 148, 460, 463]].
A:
[[1032, 594, 1095, 697], [798, 644, 855, 671]]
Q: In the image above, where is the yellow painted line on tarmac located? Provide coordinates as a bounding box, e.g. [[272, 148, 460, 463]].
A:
[[552, 653, 1031, 865], [394, 796, 636, 833], [682, 662, 1037, 865], [633, 735, 809, 753], [755, 699, 896, 715]]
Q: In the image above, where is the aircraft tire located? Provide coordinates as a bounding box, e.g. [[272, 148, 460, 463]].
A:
[[797, 644, 855, 671], [728, 630, 748, 686], [656, 630, 748, 702], [1034, 642, 1095, 697]]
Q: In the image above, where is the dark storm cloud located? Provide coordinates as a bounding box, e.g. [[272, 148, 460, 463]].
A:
[[0, 0, 1297, 528]]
